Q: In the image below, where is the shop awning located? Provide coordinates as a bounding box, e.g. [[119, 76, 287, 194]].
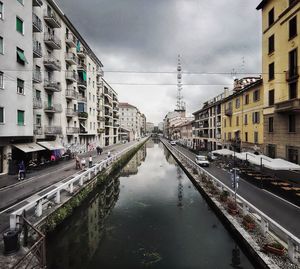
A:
[[37, 141, 64, 151], [13, 143, 46, 153], [212, 149, 234, 156]]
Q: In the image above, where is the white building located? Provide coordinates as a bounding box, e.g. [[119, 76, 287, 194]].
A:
[[146, 122, 155, 133]]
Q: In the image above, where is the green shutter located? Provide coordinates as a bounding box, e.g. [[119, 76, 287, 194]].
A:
[[76, 40, 81, 52], [48, 94, 52, 107], [16, 17, 23, 33], [17, 50, 28, 64], [0, 108, 3, 123], [17, 110, 24, 125], [82, 71, 87, 81]]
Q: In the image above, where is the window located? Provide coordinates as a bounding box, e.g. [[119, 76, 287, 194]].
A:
[[0, 36, 3, 54], [17, 0, 24, 5], [245, 132, 248, 142], [16, 47, 28, 65], [268, 34, 274, 54], [36, 114, 41, 126], [235, 97, 240, 109], [289, 48, 298, 79], [269, 89, 275, 106], [254, 132, 258, 144], [289, 16, 297, 39], [253, 89, 260, 102], [236, 116, 239, 126], [288, 114, 296, 132], [228, 132, 231, 140], [17, 110, 24, 126], [244, 94, 249, 105], [268, 117, 274, 133], [0, 107, 3, 123], [267, 144, 276, 158], [287, 147, 298, 164], [269, 62, 274, 80], [252, 112, 260, 124], [16, 17, 23, 34], [17, 78, 24, 94], [268, 8, 274, 26], [224, 119, 226, 128], [0, 2, 3, 20], [289, 82, 297, 99], [244, 114, 248, 125], [0, 71, 3, 89]]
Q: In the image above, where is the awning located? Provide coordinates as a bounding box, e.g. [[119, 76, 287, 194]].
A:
[[212, 149, 234, 156], [37, 141, 64, 151], [13, 143, 46, 153]]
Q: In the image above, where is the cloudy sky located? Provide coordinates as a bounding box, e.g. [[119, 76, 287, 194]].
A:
[[56, 0, 262, 124]]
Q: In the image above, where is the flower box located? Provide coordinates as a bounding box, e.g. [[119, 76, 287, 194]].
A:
[[263, 243, 285, 256]]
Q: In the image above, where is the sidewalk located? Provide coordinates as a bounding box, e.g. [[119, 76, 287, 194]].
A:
[[0, 142, 122, 190]]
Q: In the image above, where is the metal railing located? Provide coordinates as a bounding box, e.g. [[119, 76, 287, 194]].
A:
[[33, 13, 43, 32], [161, 139, 300, 265], [44, 33, 61, 48]]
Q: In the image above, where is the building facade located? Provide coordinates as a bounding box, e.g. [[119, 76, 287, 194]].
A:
[[257, 0, 300, 163], [146, 122, 154, 133]]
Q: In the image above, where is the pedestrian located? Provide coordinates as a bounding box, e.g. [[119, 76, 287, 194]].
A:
[[18, 160, 26, 181], [89, 155, 93, 168], [107, 151, 111, 158], [81, 158, 86, 170], [75, 155, 80, 170], [96, 146, 101, 155], [99, 147, 103, 155]]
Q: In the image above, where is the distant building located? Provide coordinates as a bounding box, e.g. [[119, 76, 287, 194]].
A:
[[146, 122, 155, 133]]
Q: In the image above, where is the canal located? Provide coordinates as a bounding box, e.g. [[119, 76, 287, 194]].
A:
[[47, 139, 255, 269]]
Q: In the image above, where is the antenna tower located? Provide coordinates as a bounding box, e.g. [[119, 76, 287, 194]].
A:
[[176, 55, 185, 111]]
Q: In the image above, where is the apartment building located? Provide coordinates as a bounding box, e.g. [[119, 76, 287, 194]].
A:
[[103, 79, 119, 146], [146, 122, 155, 133], [163, 110, 186, 139], [222, 78, 263, 152], [0, 0, 34, 174], [140, 113, 146, 136], [119, 102, 145, 140], [257, 0, 300, 164], [192, 93, 224, 151]]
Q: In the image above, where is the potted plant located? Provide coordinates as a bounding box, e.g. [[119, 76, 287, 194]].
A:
[[227, 198, 238, 215], [219, 190, 229, 202], [242, 214, 256, 231], [263, 242, 285, 256]]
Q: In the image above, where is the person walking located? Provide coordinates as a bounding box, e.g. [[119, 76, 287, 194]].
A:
[[89, 155, 93, 168], [81, 158, 86, 170], [75, 155, 81, 170], [99, 147, 103, 155], [107, 151, 111, 158], [96, 146, 100, 155], [18, 160, 26, 181]]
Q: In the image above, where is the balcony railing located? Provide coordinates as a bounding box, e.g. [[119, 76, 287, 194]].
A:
[[216, 121, 221, 127], [66, 88, 77, 99], [66, 127, 79, 135], [77, 46, 86, 58], [65, 33, 77, 47], [97, 115, 105, 121], [33, 71, 42, 83], [33, 0, 43, 7], [216, 133, 221, 139], [33, 41, 42, 58], [105, 121, 113, 126], [33, 13, 43, 32], [77, 62, 87, 71], [200, 133, 209, 138], [44, 103, 62, 113], [78, 112, 88, 119], [65, 53, 77, 65], [33, 98, 43, 109], [43, 56, 61, 70], [78, 95, 87, 102], [77, 78, 87, 89], [44, 33, 61, 49], [44, 79, 61, 92], [66, 108, 77, 117], [65, 71, 78, 82], [286, 67, 299, 82], [44, 10, 61, 28], [44, 126, 62, 135], [96, 67, 104, 77], [274, 98, 300, 113], [97, 128, 105, 134], [225, 107, 233, 116], [33, 125, 43, 135]]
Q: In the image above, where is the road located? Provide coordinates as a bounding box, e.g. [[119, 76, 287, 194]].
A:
[[171, 143, 300, 238]]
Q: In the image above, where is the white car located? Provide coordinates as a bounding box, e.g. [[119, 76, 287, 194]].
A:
[[170, 141, 176, 146], [195, 155, 210, 167]]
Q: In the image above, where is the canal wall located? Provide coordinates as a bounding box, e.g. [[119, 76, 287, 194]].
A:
[[161, 139, 299, 269], [36, 138, 149, 233]]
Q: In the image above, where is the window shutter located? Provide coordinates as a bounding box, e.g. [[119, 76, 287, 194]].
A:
[[17, 111, 24, 125], [16, 17, 23, 33]]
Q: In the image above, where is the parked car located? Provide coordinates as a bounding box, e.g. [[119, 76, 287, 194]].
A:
[[170, 141, 176, 146], [195, 155, 210, 167], [207, 152, 217, 161]]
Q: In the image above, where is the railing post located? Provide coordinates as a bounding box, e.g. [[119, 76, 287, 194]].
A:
[[36, 200, 43, 217], [69, 182, 74, 193], [10, 214, 17, 230], [260, 217, 269, 236], [79, 176, 84, 186], [242, 203, 248, 215], [288, 238, 299, 265], [88, 171, 91, 180], [55, 190, 61, 204]]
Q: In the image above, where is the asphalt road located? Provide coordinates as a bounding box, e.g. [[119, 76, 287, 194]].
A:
[[171, 143, 300, 238]]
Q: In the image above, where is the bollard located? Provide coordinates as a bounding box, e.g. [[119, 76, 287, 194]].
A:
[[79, 176, 83, 186], [69, 182, 74, 193], [35, 200, 43, 217], [9, 214, 17, 230], [55, 190, 61, 204]]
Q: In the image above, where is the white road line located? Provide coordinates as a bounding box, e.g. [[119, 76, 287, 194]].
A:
[[263, 189, 300, 210]]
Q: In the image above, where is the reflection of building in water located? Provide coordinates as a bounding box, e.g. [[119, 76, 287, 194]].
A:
[[164, 148, 177, 165], [87, 177, 120, 258], [146, 139, 154, 148], [121, 146, 146, 177], [177, 167, 184, 208]]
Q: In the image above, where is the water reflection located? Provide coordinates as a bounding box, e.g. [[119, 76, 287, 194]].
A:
[[121, 145, 146, 176]]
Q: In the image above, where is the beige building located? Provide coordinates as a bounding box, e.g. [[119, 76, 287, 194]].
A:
[[257, 0, 300, 163]]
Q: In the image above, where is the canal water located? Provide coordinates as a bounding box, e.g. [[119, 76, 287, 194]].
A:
[[47, 139, 254, 269]]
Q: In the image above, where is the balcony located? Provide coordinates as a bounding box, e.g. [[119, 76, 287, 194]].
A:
[[97, 115, 105, 121], [44, 33, 61, 49], [65, 53, 77, 65], [66, 88, 77, 100], [66, 108, 77, 118], [77, 78, 87, 89], [274, 98, 300, 113], [43, 56, 61, 70], [33, 0, 43, 6], [33, 13, 43, 32], [44, 10, 61, 28], [77, 95, 87, 102], [65, 71, 78, 82], [97, 79, 103, 86], [65, 33, 77, 47], [200, 133, 209, 138], [104, 89, 113, 98], [225, 107, 233, 116], [77, 47, 86, 58], [78, 112, 88, 119], [66, 127, 79, 135], [44, 103, 62, 113], [44, 80, 61, 92], [33, 98, 43, 109], [32, 71, 42, 84], [44, 126, 62, 135], [33, 125, 43, 135], [113, 122, 119, 128], [216, 133, 221, 139], [286, 67, 299, 82], [216, 121, 221, 127], [105, 121, 113, 126], [97, 67, 104, 77], [33, 41, 42, 58], [77, 62, 87, 71], [97, 128, 105, 134]]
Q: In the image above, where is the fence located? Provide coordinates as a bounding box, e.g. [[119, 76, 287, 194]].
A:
[[161, 139, 300, 265]]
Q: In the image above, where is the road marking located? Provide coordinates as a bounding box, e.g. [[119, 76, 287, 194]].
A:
[[263, 189, 300, 210]]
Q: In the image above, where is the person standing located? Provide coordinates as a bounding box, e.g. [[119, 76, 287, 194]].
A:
[[107, 151, 111, 158], [75, 155, 80, 170], [96, 146, 100, 155], [81, 158, 86, 170], [18, 160, 26, 181], [89, 155, 93, 168]]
